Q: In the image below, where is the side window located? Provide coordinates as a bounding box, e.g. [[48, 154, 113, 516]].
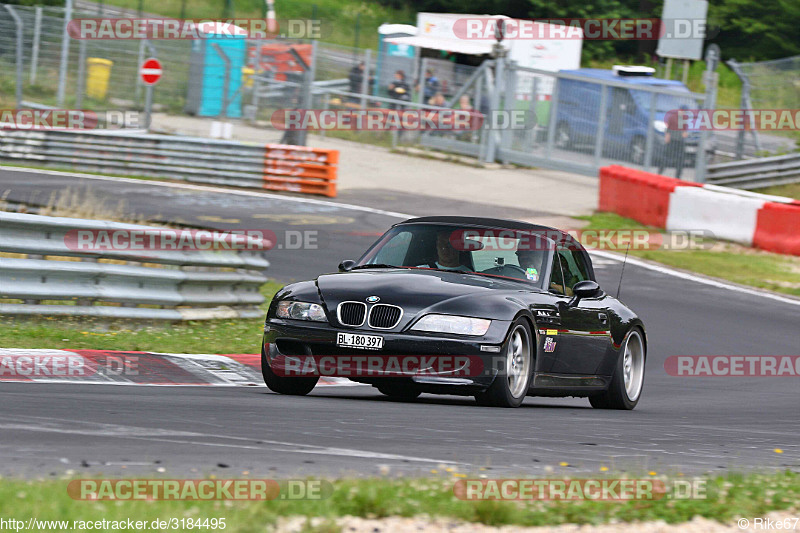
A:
[[548, 252, 566, 295], [572, 250, 591, 282], [557, 245, 589, 292]]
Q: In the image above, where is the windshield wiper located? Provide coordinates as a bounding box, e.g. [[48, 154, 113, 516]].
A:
[[350, 264, 404, 270], [424, 267, 473, 275]]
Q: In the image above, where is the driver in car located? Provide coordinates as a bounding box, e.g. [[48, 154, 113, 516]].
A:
[[419, 231, 473, 272]]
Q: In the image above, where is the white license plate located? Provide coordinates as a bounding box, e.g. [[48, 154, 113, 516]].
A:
[[337, 332, 383, 350]]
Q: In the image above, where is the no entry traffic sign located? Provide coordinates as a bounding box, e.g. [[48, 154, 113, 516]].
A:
[[139, 58, 162, 85]]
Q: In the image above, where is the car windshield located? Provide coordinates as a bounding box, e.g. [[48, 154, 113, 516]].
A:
[[355, 223, 555, 287], [630, 87, 696, 115]]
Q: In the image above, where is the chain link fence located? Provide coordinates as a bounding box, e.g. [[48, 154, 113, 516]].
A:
[[0, 4, 326, 118], [0, 4, 190, 112], [724, 55, 800, 159], [733, 55, 800, 111], [1, 2, 721, 180]]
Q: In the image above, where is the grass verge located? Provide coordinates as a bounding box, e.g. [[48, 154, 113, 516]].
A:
[[0, 472, 797, 530], [0, 281, 283, 354], [759, 183, 800, 201], [578, 212, 800, 297]]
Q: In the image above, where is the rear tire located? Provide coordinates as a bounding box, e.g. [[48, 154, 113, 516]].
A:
[[261, 347, 318, 395], [474, 319, 535, 408], [589, 328, 645, 410]]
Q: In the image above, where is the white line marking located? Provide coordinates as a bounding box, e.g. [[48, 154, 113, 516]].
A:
[[0, 166, 415, 219], [0, 349, 76, 356], [590, 250, 800, 307], [1, 418, 459, 464], [0, 378, 361, 388], [271, 446, 461, 463]]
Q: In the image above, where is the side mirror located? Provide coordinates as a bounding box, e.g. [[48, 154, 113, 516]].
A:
[[338, 260, 355, 272], [567, 280, 602, 306], [573, 280, 601, 298]]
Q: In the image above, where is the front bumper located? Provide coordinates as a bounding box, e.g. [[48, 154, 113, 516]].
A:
[[262, 318, 512, 391]]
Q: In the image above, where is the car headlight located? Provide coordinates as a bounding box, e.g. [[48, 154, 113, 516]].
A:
[[410, 314, 491, 336], [275, 301, 327, 322], [654, 120, 667, 133]]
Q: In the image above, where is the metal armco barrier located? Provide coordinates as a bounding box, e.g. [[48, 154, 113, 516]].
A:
[[0, 212, 270, 320], [706, 153, 800, 190], [0, 130, 339, 197]]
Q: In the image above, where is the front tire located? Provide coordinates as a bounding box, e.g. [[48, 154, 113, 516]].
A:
[[589, 328, 645, 410], [261, 346, 318, 395], [475, 319, 535, 408]]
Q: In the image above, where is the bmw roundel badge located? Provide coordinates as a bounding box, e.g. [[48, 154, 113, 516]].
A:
[[366, 296, 380, 303]]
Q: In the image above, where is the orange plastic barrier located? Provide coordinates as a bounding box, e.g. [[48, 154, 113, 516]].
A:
[[263, 144, 338, 197], [598, 165, 700, 228], [753, 202, 800, 256], [248, 43, 313, 81]]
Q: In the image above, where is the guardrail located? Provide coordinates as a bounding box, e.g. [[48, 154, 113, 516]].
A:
[[706, 153, 800, 190], [0, 212, 270, 320], [0, 130, 339, 197]]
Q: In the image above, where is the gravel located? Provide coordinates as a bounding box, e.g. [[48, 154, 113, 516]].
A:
[[277, 510, 799, 532]]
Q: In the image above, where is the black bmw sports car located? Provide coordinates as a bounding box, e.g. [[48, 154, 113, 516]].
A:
[[261, 216, 647, 409]]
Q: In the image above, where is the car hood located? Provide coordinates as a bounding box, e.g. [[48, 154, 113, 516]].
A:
[[315, 268, 536, 329]]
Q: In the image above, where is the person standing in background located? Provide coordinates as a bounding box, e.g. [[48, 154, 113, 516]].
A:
[[347, 61, 365, 103], [419, 69, 440, 102], [658, 106, 689, 179], [388, 70, 411, 109]]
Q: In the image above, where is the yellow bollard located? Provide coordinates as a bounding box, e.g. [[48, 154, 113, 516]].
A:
[[241, 67, 255, 89], [86, 58, 113, 100]]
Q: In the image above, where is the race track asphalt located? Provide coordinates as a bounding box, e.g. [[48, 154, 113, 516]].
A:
[[0, 167, 798, 478]]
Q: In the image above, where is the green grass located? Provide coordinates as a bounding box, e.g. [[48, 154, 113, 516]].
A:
[[578, 212, 800, 297], [0, 281, 283, 354], [759, 183, 800, 200], [0, 472, 797, 530]]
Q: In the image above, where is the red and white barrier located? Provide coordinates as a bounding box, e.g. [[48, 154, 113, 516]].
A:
[[599, 165, 800, 256]]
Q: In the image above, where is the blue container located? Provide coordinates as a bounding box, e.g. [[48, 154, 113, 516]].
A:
[[186, 25, 247, 118]]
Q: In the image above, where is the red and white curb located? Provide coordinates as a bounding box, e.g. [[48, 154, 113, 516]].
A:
[[599, 165, 800, 256], [0, 349, 355, 387]]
